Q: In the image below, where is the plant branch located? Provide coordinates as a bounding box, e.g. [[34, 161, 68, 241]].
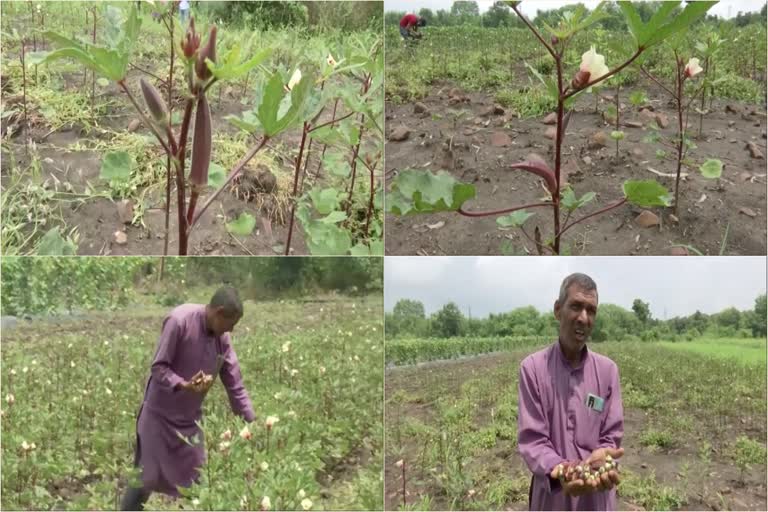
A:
[[308, 111, 356, 133], [639, 66, 676, 97], [457, 202, 553, 218], [118, 80, 173, 156], [511, 4, 557, 61], [128, 63, 168, 86], [556, 198, 627, 238], [189, 135, 270, 230], [563, 48, 644, 101]]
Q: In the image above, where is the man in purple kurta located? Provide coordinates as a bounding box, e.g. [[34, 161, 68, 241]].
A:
[[518, 273, 625, 511], [120, 286, 256, 510]]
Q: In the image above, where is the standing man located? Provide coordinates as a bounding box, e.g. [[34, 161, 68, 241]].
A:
[[399, 12, 426, 40], [120, 286, 256, 511], [517, 273, 624, 510], [178, 0, 190, 24]]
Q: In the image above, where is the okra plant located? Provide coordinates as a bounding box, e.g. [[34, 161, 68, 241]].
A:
[[35, 3, 383, 255], [387, 1, 716, 255], [640, 46, 723, 215]]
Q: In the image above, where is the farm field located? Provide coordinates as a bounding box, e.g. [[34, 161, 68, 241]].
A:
[[384, 338, 767, 511], [1, 1, 384, 256], [1, 258, 384, 510], [384, 4, 767, 256]]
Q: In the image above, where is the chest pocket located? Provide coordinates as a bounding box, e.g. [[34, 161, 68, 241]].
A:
[[574, 394, 605, 450]]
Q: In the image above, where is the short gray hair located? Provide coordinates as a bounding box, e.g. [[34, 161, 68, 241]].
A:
[[210, 286, 243, 317], [558, 273, 597, 304]]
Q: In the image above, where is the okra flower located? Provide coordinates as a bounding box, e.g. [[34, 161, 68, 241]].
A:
[[5, 394, 14, 405], [285, 69, 302, 92], [221, 429, 232, 441], [301, 498, 313, 510], [327, 53, 338, 67], [298, 489, 306, 499], [282, 341, 291, 353], [685, 58, 703, 78], [572, 46, 609, 89], [240, 426, 252, 440], [260, 496, 271, 511], [265, 416, 280, 430], [260, 461, 269, 471], [395, 459, 404, 468]]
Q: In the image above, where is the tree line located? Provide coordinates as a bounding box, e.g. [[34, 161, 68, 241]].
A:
[[386, 296, 768, 341], [385, 1, 767, 29]]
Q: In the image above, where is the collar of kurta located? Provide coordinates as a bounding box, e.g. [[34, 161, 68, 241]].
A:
[[198, 304, 217, 338], [555, 339, 590, 371]]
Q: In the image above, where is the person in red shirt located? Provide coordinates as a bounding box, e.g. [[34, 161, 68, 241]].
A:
[[399, 13, 426, 40]]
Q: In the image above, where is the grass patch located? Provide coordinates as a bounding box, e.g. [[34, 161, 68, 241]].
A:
[[657, 337, 766, 366]]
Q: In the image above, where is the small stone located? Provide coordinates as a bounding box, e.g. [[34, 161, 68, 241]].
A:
[[116, 199, 134, 224], [746, 141, 764, 159], [655, 112, 669, 128], [588, 131, 608, 149], [631, 147, 643, 157], [492, 104, 505, 115], [127, 119, 142, 132], [639, 108, 656, 125], [635, 210, 660, 228], [113, 230, 128, 245], [754, 121, 762, 127], [739, 207, 757, 218], [669, 214, 679, 224], [413, 102, 428, 114], [388, 125, 411, 142], [545, 127, 557, 140], [582, 156, 592, 165], [725, 104, 740, 114], [542, 112, 557, 125], [624, 120, 643, 128], [490, 132, 513, 147], [763, 131, 767, 139], [671, 247, 689, 256], [728, 120, 736, 127]]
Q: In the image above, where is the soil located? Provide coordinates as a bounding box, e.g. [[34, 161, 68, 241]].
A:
[[385, 81, 767, 255], [0, 65, 355, 256], [384, 352, 768, 511]]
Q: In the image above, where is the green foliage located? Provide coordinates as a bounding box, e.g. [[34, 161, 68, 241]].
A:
[[387, 170, 476, 215], [433, 302, 465, 338], [623, 180, 672, 207]]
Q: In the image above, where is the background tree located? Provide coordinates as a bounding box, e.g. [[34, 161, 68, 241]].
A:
[[431, 302, 464, 338]]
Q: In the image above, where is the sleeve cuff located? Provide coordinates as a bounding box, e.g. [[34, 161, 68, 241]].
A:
[[542, 456, 565, 494], [169, 374, 185, 391], [243, 409, 256, 422]]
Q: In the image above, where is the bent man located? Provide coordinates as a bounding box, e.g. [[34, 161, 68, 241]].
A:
[[121, 286, 255, 510], [399, 12, 426, 40], [518, 273, 624, 510]]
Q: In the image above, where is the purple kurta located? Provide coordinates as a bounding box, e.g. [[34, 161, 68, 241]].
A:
[[517, 341, 623, 511], [135, 304, 255, 496]]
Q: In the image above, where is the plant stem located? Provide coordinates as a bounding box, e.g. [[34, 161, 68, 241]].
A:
[[91, 7, 96, 121], [615, 81, 620, 159], [401, 463, 407, 508], [674, 54, 684, 216], [117, 81, 173, 156], [163, 6, 176, 263], [307, 110, 356, 133], [363, 156, 379, 238], [553, 55, 563, 254], [129, 63, 168, 86], [20, 37, 28, 150], [284, 124, 310, 255], [344, 74, 372, 223], [510, 4, 557, 61], [189, 135, 270, 231], [639, 66, 676, 97], [457, 202, 553, 218], [316, 98, 339, 178]]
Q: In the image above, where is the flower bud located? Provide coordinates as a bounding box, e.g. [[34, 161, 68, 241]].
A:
[[570, 69, 591, 90], [195, 25, 217, 80], [181, 17, 200, 59], [551, 35, 559, 45], [189, 95, 212, 186], [285, 68, 302, 92], [140, 78, 169, 124], [572, 46, 609, 90]]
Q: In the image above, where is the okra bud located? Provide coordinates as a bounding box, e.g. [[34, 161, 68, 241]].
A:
[[139, 78, 169, 124], [195, 25, 217, 81], [190, 95, 212, 186]]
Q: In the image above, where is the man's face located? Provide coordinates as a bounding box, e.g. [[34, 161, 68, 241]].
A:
[[209, 307, 242, 336], [554, 284, 598, 350]]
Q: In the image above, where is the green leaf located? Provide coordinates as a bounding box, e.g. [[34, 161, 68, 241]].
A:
[[25, 51, 51, 66], [323, 151, 351, 177], [319, 211, 347, 224], [525, 62, 558, 103], [225, 111, 260, 133], [208, 163, 226, 189], [210, 47, 273, 81], [645, 2, 716, 48], [100, 151, 133, 182], [349, 243, 372, 256], [226, 212, 256, 236], [617, 2, 645, 47], [699, 159, 722, 179], [610, 130, 625, 140], [496, 210, 534, 228], [257, 71, 312, 137], [36, 227, 77, 255], [304, 223, 351, 255], [623, 180, 671, 207], [387, 169, 475, 215], [96, 77, 110, 87], [309, 188, 340, 215]]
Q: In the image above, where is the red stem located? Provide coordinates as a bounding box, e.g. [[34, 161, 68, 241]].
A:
[[363, 157, 379, 238], [458, 202, 553, 218], [510, 4, 557, 61], [316, 98, 339, 177], [163, 8, 175, 260], [285, 124, 310, 255], [556, 198, 627, 238], [307, 111, 356, 133], [674, 54, 684, 216], [553, 56, 564, 254]]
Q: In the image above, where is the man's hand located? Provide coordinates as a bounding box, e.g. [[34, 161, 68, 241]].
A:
[[585, 447, 624, 491], [180, 371, 214, 394], [550, 463, 596, 497]]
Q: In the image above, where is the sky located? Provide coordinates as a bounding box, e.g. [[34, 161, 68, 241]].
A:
[[384, 257, 767, 319], [384, 0, 766, 19]]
